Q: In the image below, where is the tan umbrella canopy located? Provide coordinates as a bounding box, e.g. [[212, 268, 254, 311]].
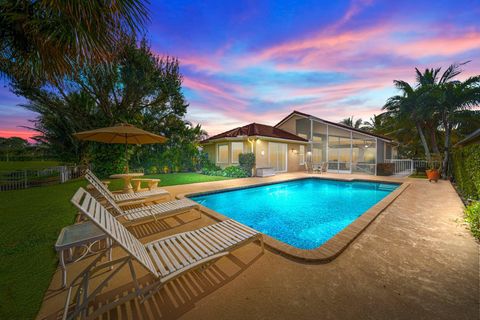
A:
[[74, 123, 167, 172]]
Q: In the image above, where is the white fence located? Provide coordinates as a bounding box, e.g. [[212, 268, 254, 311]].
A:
[[0, 165, 89, 191], [385, 159, 440, 176]]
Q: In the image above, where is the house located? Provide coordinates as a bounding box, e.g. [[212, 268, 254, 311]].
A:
[[201, 111, 397, 175]]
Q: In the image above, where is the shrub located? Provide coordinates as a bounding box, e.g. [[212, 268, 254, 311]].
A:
[[149, 166, 158, 174], [465, 201, 480, 240], [452, 144, 480, 199], [90, 144, 126, 178], [198, 152, 220, 172], [239, 153, 255, 177], [201, 168, 223, 176], [222, 166, 248, 178], [201, 165, 248, 178]]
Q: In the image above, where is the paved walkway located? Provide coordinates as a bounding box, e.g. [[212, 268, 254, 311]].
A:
[[37, 173, 479, 320]]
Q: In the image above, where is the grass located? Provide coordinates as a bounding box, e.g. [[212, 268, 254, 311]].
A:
[[0, 161, 62, 171], [0, 172, 231, 319], [0, 179, 86, 319], [107, 172, 232, 191]]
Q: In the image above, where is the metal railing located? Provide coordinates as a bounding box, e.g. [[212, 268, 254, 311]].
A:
[[0, 165, 89, 191], [385, 159, 440, 176]]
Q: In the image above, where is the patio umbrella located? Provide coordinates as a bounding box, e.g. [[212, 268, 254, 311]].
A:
[[74, 123, 167, 172]]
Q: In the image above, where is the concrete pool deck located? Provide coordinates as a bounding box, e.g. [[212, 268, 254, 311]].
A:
[[37, 173, 479, 320]]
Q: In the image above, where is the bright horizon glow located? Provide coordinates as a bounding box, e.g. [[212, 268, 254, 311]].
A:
[[0, 0, 479, 141]]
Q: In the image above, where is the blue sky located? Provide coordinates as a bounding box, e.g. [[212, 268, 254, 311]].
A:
[[1, 0, 479, 140]]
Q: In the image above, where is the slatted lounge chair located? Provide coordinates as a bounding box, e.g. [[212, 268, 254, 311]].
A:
[[85, 169, 170, 204], [78, 187, 199, 226], [65, 188, 263, 320]]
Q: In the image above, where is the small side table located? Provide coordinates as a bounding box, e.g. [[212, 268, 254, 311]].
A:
[[55, 221, 112, 288]]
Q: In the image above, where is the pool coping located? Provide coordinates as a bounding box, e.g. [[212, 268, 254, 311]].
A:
[[176, 176, 410, 262]]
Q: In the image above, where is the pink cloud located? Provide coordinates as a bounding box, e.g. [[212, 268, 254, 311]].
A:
[[396, 31, 480, 57], [0, 129, 37, 142]]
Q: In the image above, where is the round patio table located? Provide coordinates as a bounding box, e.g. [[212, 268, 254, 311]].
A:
[[109, 172, 144, 194]]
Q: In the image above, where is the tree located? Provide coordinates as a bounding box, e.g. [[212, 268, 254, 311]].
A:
[[340, 116, 364, 129], [0, 137, 30, 161], [414, 62, 479, 178], [0, 137, 29, 161], [0, 0, 148, 84], [436, 73, 480, 178], [362, 114, 386, 133], [383, 81, 433, 161], [13, 36, 205, 175]]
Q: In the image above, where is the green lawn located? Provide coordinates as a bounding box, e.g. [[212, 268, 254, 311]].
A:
[[107, 172, 232, 191], [0, 172, 230, 319], [0, 161, 62, 171]]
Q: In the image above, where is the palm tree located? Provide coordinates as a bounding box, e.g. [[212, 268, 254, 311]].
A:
[[416, 62, 479, 178], [0, 1, 148, 83], [362, 114, 385, 133], [383, 80, 432, 161], [437, 74, 480, 178], [414, 65, 465, 155], [340, 116, 364, 129]]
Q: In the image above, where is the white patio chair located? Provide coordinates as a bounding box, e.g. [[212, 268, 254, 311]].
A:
[[85, 169, 170, 204], [64, 187, 264, 320], [79, 187, 199, 226]]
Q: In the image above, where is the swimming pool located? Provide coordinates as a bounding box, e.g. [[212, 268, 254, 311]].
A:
[[190, 178, 399, 250]]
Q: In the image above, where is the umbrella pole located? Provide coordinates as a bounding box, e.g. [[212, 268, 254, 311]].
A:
[[125, 135, 129, 173]]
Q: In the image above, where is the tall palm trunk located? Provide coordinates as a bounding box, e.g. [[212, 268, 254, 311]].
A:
[[416, 122, 431, 161], [427, 125, 440, 154]]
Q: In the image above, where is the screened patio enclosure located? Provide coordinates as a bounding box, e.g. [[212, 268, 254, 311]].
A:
[[295, 118, 385, 175]]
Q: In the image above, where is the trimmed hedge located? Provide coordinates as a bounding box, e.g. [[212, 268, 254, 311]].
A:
[[465, 201, 480, 240], [201, 165, 248, 178], [452, 144, 480, 199]]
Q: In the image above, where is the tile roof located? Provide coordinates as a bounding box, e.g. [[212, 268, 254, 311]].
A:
[[201, 123, 308, 143]]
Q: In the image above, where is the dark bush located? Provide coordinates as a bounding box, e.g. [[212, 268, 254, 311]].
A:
[[239, 152, 255, 177], [453, 144, 480, 199], [90, 144, 126, 178], [198, 152, 220, 172], [377, 163, 394, 176]]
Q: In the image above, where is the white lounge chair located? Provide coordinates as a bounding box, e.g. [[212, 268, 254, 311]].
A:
[[85, 169, 170, 204], [65, 188, 263, 319], [77, 187, 199, 226]]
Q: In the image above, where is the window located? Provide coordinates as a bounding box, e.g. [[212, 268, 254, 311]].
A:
[[231, 142, 244, 163], [217, 144, 228, 163], [299, 145, 305, 165]]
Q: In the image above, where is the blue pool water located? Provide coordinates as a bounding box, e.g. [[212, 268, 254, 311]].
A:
[[190, 178, 399, 250]]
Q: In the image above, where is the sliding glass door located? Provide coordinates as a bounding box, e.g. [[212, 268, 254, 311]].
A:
[[268, 142, 287, 172]]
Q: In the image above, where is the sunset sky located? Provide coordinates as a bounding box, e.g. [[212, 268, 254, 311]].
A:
[[1, 0, 479, 141]]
